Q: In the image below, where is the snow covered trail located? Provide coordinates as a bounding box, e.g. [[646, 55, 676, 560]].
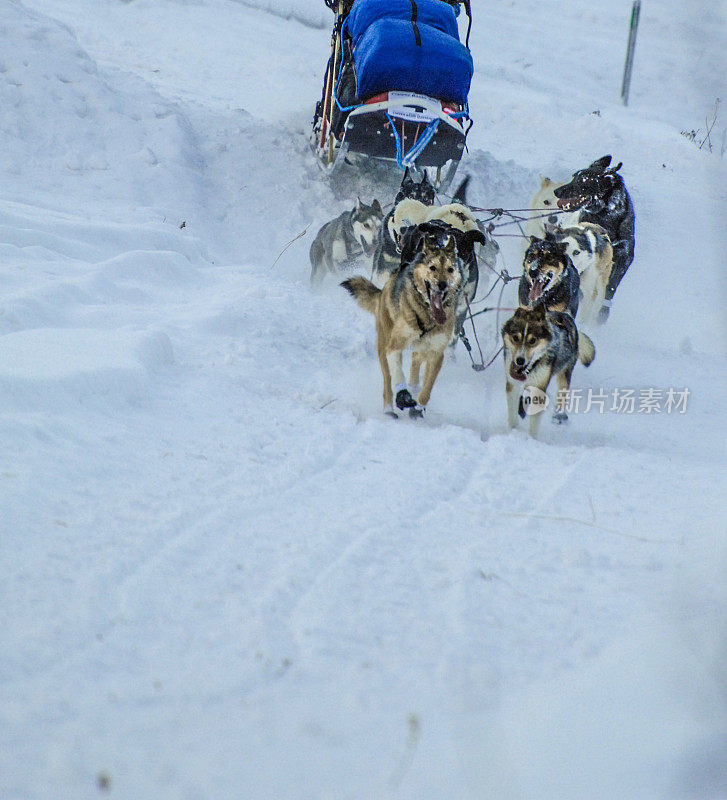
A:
[[2, 0, 727, 798]]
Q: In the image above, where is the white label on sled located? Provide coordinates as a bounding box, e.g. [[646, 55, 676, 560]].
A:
[[388, 92, 439, 123]]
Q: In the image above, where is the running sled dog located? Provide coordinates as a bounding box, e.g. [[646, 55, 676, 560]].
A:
[[309, 197, 383, 287], [501, 305, 595, 438], [380, 193, 499, 337], [518, 233, 581, 318], [554, 155, 635, 322], [371, 173, 496, 293], [342, 220, 485, 418], [520, 227, 613, 327], [389, 197, 498, 309]]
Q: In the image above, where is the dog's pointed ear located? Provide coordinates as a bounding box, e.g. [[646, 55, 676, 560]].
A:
[[443, 234, 457, 253], [395, 220, 416, 253], [502, 311, 518, 332], [372, 198, 383, 215], [452, 174, 471, 204], [399, 225, 424, 263], [421, 172, 432, 188], [606, 161, 623, 174], [463, 229, 486, 247], [589, 155, 612, 172], [529, 235, 539, 244]]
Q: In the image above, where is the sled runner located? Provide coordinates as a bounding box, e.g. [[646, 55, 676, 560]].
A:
[[311, 0, 473, 190]]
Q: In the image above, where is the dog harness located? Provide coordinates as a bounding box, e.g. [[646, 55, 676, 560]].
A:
[[414, 311, 435, 338]]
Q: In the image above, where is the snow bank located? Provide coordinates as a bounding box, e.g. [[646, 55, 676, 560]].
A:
[[0, 328, 173, 410], [0, 0, 201, 218]]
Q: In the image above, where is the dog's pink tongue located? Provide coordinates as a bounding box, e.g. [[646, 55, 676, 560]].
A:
[[529, 281, 543, 304], [430, 290, 447, 325], [509, 363, 527, 382]]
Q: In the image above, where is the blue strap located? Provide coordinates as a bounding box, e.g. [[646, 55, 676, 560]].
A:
[[386, 112, 404, 167], [446, 101, 469, 119], [386, 112, 440, 169], [333, 18, 363, 113], [405, 118, 439, 165]]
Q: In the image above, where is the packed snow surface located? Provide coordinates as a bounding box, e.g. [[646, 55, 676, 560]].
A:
[[1, 1, 726, 798]]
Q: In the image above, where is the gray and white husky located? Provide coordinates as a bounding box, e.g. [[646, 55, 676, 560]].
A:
[[309, 198, 383, 287]]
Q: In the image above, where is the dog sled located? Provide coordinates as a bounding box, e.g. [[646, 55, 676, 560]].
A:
[[311, 0, 474, 191]]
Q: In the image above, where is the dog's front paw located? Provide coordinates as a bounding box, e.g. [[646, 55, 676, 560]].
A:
[[552, 410, 569, 424], [396, 389, 417, 410], [408, 404, 425, 419]]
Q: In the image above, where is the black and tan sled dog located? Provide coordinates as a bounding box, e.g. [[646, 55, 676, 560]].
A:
[[518, 233, 581, 318], [343, 220, 484, 418], [501, 305, 595, 438]]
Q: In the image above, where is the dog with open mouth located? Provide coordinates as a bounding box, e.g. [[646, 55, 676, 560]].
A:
[[309, 197, 383, 287], [553, 155, 635, 322], [381, 193, 499, 338], [342, 220, 483, 418], [522, 175, 581, 241], [501, 305, 595, 438], [518, 233, 581, 318]]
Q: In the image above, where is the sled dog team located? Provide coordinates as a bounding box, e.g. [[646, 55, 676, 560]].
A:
[[310, 156, 635, 436]]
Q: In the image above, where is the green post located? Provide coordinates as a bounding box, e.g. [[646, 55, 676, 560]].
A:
[[621, 0, 641, 106]]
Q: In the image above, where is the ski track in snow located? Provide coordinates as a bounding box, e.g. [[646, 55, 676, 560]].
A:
[[1, 0, 726, 798]]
